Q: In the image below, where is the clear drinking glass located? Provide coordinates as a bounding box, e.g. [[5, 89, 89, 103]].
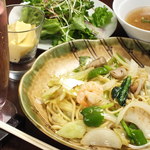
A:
[[0, 0, 16, 122], [7, 4, 44, 81]]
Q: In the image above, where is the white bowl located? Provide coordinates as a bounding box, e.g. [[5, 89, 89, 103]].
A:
[[113, 0, 150, 42]]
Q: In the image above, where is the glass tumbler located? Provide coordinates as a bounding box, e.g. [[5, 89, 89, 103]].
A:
[[7, 4, 44, 81], [0, 0, 16, 122]]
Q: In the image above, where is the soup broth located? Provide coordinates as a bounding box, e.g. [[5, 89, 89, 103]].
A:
[[125, 6, 150, 31]]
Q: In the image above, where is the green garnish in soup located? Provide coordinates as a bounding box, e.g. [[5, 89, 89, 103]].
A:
[[125, 6, 150, 31]]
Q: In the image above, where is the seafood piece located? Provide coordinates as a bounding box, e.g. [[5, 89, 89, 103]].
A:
[[130, 79, 144, 95], [76, 81, 103, 106], [110, 67, 127, 79], [81, 128, 122, 149], [86, 56, 107, 68]]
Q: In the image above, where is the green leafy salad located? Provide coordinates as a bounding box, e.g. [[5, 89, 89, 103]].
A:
[[23, 0, 113, 46]]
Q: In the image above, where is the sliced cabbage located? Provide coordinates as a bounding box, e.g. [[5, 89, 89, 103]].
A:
[[81, 128, 122, 149], [47, 76, 60, 87], [60, 78, 84, 90], [57, 120, 86, 139], [66, 67, 93, 80], [42, 85, 61, 101], [113, 53, 128, 68]]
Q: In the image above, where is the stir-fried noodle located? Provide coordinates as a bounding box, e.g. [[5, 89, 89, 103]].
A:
[[40, 53, 150, 149]]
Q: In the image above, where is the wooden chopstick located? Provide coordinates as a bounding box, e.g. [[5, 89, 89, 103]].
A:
[[0, 121, 59, 150]]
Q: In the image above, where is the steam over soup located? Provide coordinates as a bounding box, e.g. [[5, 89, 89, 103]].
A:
[[125, 6, 150, 31]]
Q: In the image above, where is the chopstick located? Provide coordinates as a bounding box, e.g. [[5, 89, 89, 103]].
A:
[[0, 121, 59, 150]]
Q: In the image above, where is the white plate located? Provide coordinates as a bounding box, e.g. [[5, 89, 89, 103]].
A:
[[37, 0, 117, 50]]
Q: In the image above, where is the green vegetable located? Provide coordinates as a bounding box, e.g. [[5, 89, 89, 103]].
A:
[[74, 56, 92, 72], [100, 103, 114, 109], [71, 14, 87, 31], [79, 56, 92, 67], [42, 85, 61, 101], [130, 129, 147, 145], [141, 18, 150, 23], [109, 53, 127, 68], [107, 53, 126, 68], [41, 18, 61, 37], [23, 0, 42, 5], [57, 120, 86, 139], [116, 53, 126, 62], [81, 106, 104, 127], [111, 87, 122, 99], [111, 76, 131, 106], [20, 6, 43, 26], [89, 6, 113, 27], [87, 65, 111, 80], [23, 0, 113, 46], [121, 120, 147, 146]]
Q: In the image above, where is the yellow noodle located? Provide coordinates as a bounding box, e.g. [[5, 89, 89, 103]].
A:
[[51, 125, 62, 130], [46, 103, 55, 115], [106, 107, 123, 114], [55, 104, 71, 121], [70, 97, 76, 121], [75, 105, 83, 120], [100, 121, 114, 128]]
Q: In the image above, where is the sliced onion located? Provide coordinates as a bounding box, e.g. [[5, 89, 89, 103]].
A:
[[128, 142, 150, 149], [124, 107, 150, 138], [81, 128, 122, 149], [103, 112, 117, 123], [116, 101, 150, 124], [102, 79, 116, 91], [134, 79, 144, 95]]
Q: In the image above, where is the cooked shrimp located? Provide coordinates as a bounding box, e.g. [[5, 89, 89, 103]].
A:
[[76, 81, 103, 106]]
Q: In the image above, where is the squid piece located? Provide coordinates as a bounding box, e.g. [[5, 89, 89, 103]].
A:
[[81, 128, 122, 149]]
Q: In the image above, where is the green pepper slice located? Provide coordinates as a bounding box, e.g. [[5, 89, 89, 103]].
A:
[[121, 120, 147, 146], [87, 65, 111, 80], [81, 106, 104, 127]]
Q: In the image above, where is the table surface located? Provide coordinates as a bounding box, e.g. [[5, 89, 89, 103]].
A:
[[3, 0, 128, 150]]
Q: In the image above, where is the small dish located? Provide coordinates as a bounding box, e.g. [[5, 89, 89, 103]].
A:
[[113, 0, 150, 42], [19, 37, 150, 150]]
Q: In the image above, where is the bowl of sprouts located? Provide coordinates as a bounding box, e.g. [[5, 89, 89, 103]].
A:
[[19, 37, 150, 150], [22, 0, 117, 50]]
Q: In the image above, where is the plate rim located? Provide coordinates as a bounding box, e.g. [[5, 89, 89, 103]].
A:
[[19, 37, 150, 150]]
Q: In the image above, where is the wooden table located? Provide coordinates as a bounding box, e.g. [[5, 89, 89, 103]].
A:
[[2, 0, 128, 149]]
